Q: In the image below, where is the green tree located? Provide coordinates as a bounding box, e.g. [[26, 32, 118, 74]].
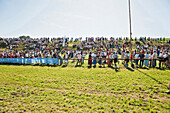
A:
[[19, 35, 30, 39]]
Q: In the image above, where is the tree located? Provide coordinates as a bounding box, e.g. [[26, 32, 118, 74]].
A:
[[19, 35, 30, 39]]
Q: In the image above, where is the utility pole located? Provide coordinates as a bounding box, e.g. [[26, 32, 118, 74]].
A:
[[128, 0, 132, 53]]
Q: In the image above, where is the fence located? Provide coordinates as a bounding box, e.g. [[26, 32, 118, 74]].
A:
[[0, 58, 164, 64]]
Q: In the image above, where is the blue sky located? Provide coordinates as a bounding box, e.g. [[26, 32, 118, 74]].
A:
[[0, 0, 170, 38]]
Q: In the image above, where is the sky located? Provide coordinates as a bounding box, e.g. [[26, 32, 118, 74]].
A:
[[0, 0, 170, 38]]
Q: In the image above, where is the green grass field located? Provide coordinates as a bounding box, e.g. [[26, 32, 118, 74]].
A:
[[0, 65, 170, 112]]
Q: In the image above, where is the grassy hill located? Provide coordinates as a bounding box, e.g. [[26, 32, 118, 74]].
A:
[[0, 65, 169, 112]]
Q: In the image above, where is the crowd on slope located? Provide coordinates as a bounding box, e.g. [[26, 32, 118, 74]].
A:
[[0, 37, 169, 68]]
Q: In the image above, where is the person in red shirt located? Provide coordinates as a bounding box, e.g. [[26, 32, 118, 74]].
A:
[[142, 50, 145, 54]]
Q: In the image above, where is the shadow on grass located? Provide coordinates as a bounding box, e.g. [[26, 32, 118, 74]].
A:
[[108, 66, 120, 72], [62, 65, 67, 68], [115, 68, 120, 72], [98, 66, 106, 68], [136, 68, 169, 89], [126, 67, 134, 71], [156, 67, 166, 71], [123, 64, 134, 71], [142, 67, 150, 70], [88, 66, 92, 68], [75, 65, 82, 67]]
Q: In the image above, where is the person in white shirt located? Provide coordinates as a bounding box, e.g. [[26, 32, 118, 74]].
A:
[[163, 52, 168, 62], [162, 52, 168, 68], [108, 52, 114, 67], [64, 52, 69, 66], [152, 51, 157, 68], [25, 52, 29, 58], [135, 52, 139, 67], [158, 51, 163, 68], [163, 52, 168, 59], [82, 51, 86, 64], [113, 52, 119, 68], [125, 51, 130, 67], [47, 52, 51, 58], [92, 52, 97, 67], [101, 50, 107, 67], [76, 53, 82, 66], [16, 52, 20, 58], [72, 50, 76, 62]]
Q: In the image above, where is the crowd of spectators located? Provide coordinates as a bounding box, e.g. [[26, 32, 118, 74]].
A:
[[0, 37, 169, 68]]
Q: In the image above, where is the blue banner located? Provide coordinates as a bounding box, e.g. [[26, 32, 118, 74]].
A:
[[0, 58, 59, 64]]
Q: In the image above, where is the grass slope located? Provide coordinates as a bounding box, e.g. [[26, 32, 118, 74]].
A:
[[0, 65, 170, 112]]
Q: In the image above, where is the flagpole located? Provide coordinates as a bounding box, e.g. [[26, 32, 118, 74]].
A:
[[128, 0, 132, 53]]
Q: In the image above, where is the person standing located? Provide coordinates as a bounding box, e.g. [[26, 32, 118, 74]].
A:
[[113, 51, 119, 68], [149, 52, 152, 67], [98, 53, 102, 67], [125, 51, 130, 67], [121, 50, 125, 64], [102, 50, 107, 67], [143, 52, 150, 67], [76, 52, 82, 66], [134, 52, 140, 67], [88, 52, 92, 67], [92, 52, 97, 67], [72, 50, 76, 62], [108, 52, 114, 67], [139, 51, 145, 68], [82, 50, 86, 64], [64, 51, 69, 66], [152, 51, 157, 68], [158, 51, 163, 68]]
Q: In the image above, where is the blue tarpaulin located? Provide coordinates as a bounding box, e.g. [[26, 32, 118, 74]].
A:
[[0, 58, 59, 64]]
